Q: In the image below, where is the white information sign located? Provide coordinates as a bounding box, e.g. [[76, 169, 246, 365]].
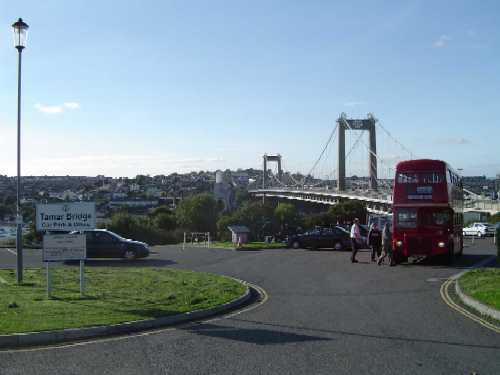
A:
[[36, 202, 96, 232], [43, 234, 87, 262]]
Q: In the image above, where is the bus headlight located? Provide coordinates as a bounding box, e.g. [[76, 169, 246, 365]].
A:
[[396, 241, 403, 247], [438, 241, 446, 248]]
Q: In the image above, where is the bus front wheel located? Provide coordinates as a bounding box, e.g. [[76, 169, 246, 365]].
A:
[[446, 244, 454, 265], [457, 239, 463, 257], [394, 252, 407, 264]]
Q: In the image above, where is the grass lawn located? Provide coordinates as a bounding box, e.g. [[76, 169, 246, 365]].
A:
[[458, 267, 500, 311], [212, 241, 286, 250], [0, 267, 246, 335]]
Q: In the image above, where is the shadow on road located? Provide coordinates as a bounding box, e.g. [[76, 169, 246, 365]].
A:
[[184, 322, 332, 345], [228, 318, 500, 350], [399, 253, 494, 270]]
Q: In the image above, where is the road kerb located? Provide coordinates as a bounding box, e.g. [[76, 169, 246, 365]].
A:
[[440, 255, 499, 334], [455, 274, 500, 322], [0, 279, 254, 349]]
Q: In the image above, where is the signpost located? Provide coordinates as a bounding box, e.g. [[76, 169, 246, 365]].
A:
[[43, 234, 87, 298], [36, 202, 96, 232], [37, 202, 95, 298]]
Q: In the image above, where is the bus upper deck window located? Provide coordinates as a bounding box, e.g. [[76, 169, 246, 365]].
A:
[[420, 172, 444, 183], [397, 173, 418, 183]]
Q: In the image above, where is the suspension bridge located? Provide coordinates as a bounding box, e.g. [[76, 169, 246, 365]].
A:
[[249, 113, 499, 215]]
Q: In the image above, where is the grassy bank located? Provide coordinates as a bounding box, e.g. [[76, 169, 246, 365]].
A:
[[0, 267, 246, 335], [459, 267, 500, 310], [212, 241, 286, 250]]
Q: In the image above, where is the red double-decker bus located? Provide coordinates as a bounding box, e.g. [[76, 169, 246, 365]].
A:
[[392, 159, 464, 263]]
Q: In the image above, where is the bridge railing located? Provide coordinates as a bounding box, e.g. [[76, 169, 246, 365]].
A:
[[464, 200, 500, 212], [250, 186, 393, 203]]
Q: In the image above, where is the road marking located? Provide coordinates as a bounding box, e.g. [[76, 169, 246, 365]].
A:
[[440, 255, 499, 334], [0, 282, 269, 353], [206, 282, 269, 322], [4, 248, 17, 256], [426, 277, 448, 283], [441, 279, 500, 334]]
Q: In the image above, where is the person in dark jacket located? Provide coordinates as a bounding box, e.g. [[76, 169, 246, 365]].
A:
[[378, 223, 394, 266], [367, 223, 382, 262]]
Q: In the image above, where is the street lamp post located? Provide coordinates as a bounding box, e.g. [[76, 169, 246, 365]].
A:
[[12, 18, 29, 284]]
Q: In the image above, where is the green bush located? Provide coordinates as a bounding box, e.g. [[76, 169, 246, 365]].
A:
[[105, 212, 181, 245], [153, 212, 177, 231]]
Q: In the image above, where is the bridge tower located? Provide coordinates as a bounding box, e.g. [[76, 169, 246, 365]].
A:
[[262, 154, 282, 189], [337, 113, 377, 191]]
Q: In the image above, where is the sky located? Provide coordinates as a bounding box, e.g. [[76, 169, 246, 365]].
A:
[[1, 0, 499, 178]]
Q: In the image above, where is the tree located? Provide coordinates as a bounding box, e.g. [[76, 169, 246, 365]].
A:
[[301, 201, 368, 230], [216, 213, 239, 241], [274, 203, 301, 230], [0, 204, 12, 221], [153, 212, 177, 231], [215, 201, 278, 241], [303, 212, 335, 228], [236, 201, 277, 240], [149, 205, 172, 218], [489, 212, 500, 224], [328, 200, 367, 224], [21, 204, 35, 224], [108, 212, 137, 238], [175, 193, 219, 233], [235, 188, 250, 207]]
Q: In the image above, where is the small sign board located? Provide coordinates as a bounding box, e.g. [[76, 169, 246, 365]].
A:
[[416, 186, 433, 194], [43, 234, 86, 262], [36, 202, 96, 232], [408, 194, 433, 200]]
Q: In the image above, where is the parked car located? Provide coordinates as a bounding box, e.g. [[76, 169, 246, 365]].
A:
[[71, 229, 150, 259], [287, 226, 352, 250], [462, 223, 496, 237]]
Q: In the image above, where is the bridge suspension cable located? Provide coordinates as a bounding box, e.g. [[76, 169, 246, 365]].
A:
[[306, 123, 338, 179], [285, 122, 339, 187], [376, 121, 415, 160], [341, 117, 397, 187], [267, 115, 414, 192]]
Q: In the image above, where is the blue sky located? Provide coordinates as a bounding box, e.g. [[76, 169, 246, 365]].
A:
[[1, 0, 499, 178]]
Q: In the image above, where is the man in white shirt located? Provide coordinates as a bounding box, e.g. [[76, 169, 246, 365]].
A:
[[350, 218, 361, 263]]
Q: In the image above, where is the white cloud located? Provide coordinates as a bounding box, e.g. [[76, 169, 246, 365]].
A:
[[438, 137, 471, 145], [34, 101, 80, 114], [433, 35, 451, 48], [343, 101, 365, 107], [34, 103, 63, 114], [64, 102, 80, 110]]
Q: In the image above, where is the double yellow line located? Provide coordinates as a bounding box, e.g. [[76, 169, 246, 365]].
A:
[[440, 277, 500, 334]]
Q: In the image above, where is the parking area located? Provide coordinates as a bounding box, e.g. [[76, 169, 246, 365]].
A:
[[1, 238, 499, 375]]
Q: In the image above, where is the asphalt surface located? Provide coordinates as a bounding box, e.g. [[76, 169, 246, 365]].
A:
[[1, 238, 499, 375]]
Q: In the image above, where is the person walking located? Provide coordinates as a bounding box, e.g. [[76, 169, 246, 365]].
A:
[[350, 218, 362, 263], [378, 223, 394, 266], [367, 223, 382, 262]]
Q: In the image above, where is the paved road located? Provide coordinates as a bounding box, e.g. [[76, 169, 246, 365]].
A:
[[1, 239, 499, 375]]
